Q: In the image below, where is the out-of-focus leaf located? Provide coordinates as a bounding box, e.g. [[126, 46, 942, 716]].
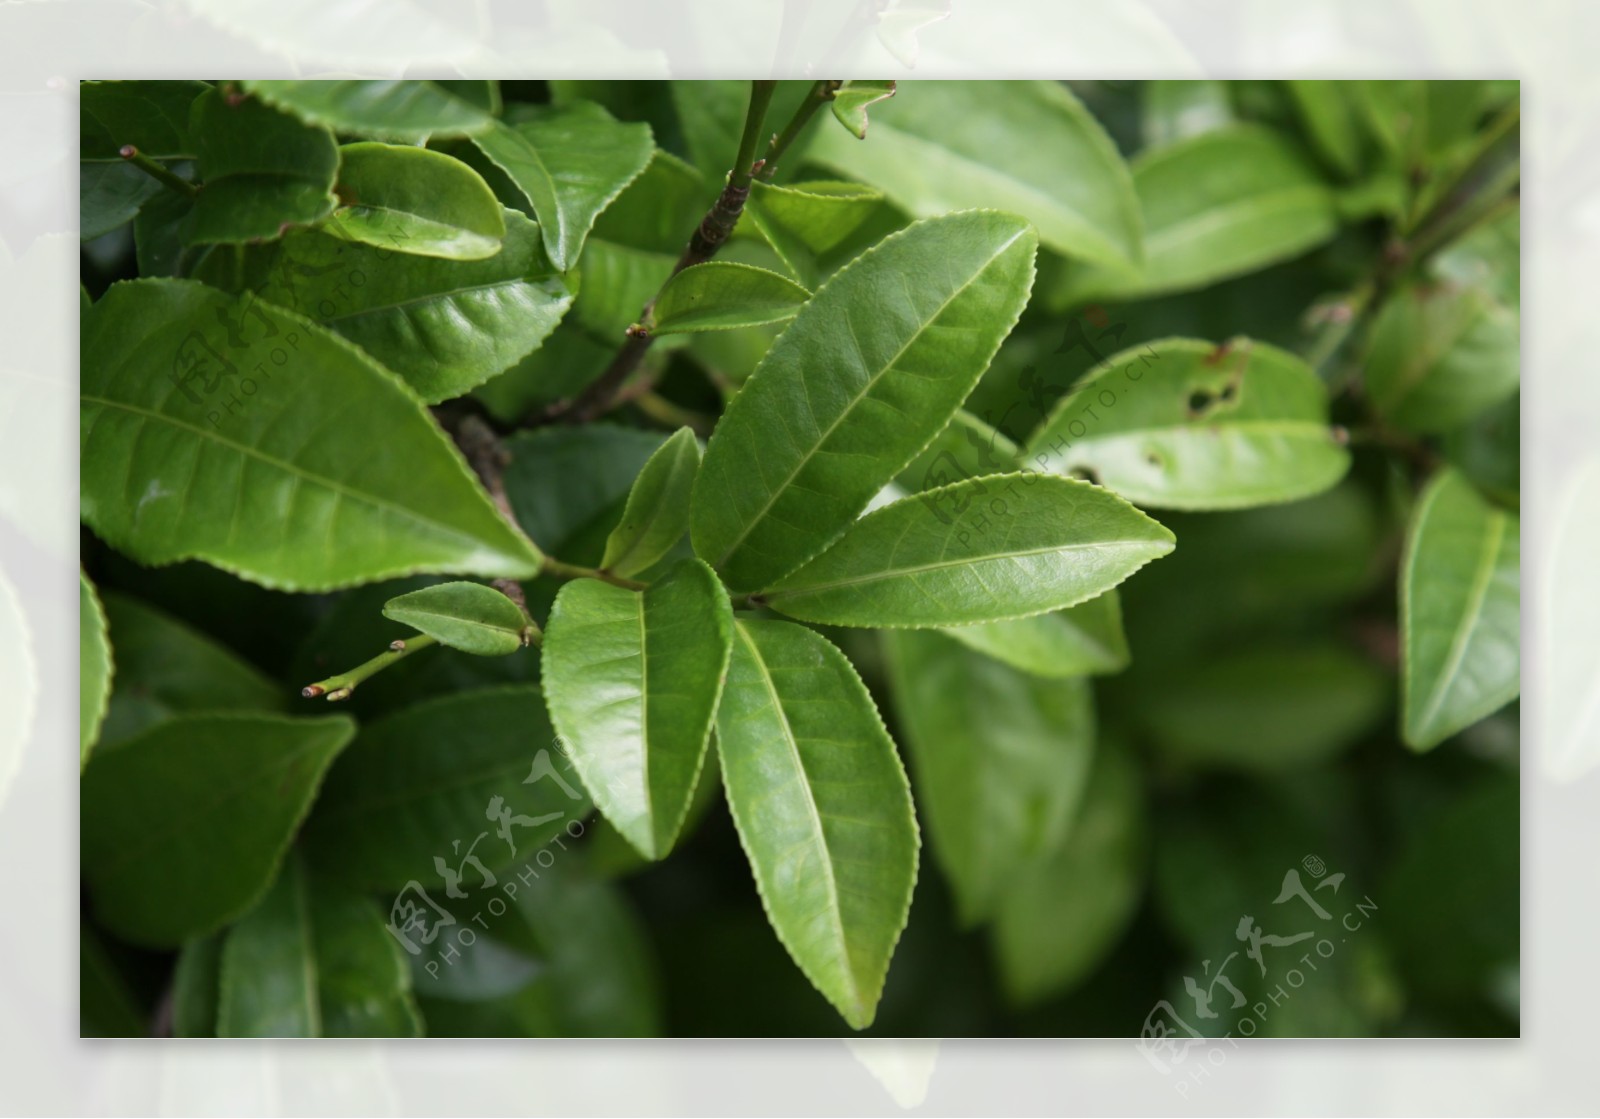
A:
[[883, 630, 1095, 924], [1286, 81, 1365, 177], [941, 590, 1130, 678], [652, 262, 809, 335], [1025, 336, 1350, 510], [746, 180, 906, 289], [1433, 204, 1519, 309], [668, 81, 816, 184], [80, 80, 208, 161], [80, 161, 162, 241], [1401, 469, 1520, 751], [830, 80, 897, 139], [81, 280, 543, 590], [172, 934, 222, 1037], [692, 211, 1038, 593], [716, 619, 919, 1030], [761, 475, 1174, 627], [1445, 393, 1519, 509], [808, 80, 1140, 268], [188, 88, 339, 244], [81, 713, 354, 947], [1142, 80, 1233, 149], [79, 570, 111, 767], [383, 581, 530, 656], [600, 428, 701, 578], [242, 80, 495, 142], [80, 926, 147, 1038], [325, 142, 506, 261]]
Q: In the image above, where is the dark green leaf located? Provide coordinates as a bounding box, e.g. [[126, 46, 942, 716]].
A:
[[941, 590, 1130, 678], [80, 80, 207, 161], [383, 581, 530, 656], [172, 935, 222, 1037], [716, 619, 918, 1030], [80, 570, 111, 767], [326, 142, 506, 260], [80, 712, 354, 947], [504, 425, 670, 563], [80, 926, 148, 1038], [600, 428, 701, 578], [80, 160, 162, 241], [651, 262, 809, 335], [242, 80, 495, 142], [1401, 469, 1520, 750], [81, 280, 543, 590], [692, 210, 1038, 592], [188, 88, 339, 244], [830, 80, 897, 139]]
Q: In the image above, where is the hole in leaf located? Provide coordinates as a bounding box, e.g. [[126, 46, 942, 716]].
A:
[[1187, 389, 1213, 414], [1068, 466, 1100, 485]]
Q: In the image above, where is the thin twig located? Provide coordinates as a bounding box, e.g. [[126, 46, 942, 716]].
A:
[[119, 145, 198, 198]]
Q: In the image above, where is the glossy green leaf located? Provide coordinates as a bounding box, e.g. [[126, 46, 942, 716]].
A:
[[472, 103, 654, 270], [692, 210, 1038, 593], [303, 686, 589, 892], [382, 581, 530, 656], [830, 80, 897, 139], [79, 571, 111, 767], [941, 590, 1130, 678], [991, 738, 1146, 1005], [746, 180, 903, 289], [99, 592, 283, 748], [1025, 336, 1351, 510], [716, 619, 919, 1030], [80, 160, 163, 241], [80, 80, 207, 161], [808, 81, 1139, 268], [81, 280, 543, 590], [1401, 469, 1520, 751], [242, 80, 495, 142], [543, 560, 732, 861], [883, 630, 1095, 925], [171, 935, 222, 1037], [80, 713, 354, 947], [600, 428, 701, 577], [218, 856, 422, 1037], [760, 475, 1174, 628], [651, 262, 809, 335], [241, 210, 572, 403], [1142, 80, 1233, 149], [188, 88, 339, 244], [325, 142, 506, 260], [1056, 125, 1338, 304], [1364, 281, 1519, 435]]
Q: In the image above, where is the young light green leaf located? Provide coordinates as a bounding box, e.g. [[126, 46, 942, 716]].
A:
[[600, 428, 702, 577], [941, 590, 1131, 678], [81, 280, 543, 590], [325, 142, 507, 261], [830, 80, 897, 139], [303, 686, 589, 892], [80, 570, 111, 768], [1054, 125, 1338, 304], [716, 619, 919, 1030], [239, 210, 572, 404], [80, 80, 207, 161], [760, 474, 1174, 628], [692, 210, 1038, 593], [1365, 281, 1519, 435], [808, 81, 1140, 268], [1025, 336, 1350, 510], [80, 713, 354, 947], [1142, 80, 1234, 149], [241, 80, 495, 142], [218, 856, 422, 1037], [991, 738, 1146, 1005], [472, 103, 655, 270], [883, 630, 1095, 925], [543, 560, 732, 860], [382, 581, 530, 656], [1401, 469, 1520, 751], [651, 262, 810, 336], [188, 88, 339, 244], [746, 180, 902, 289]]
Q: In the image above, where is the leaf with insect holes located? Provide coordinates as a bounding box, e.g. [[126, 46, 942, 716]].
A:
[[382, 582, 530, 656], [651, 263, 810, 335], [242, 80, 495, 142], [601, 428, 702, 578], [1025, 336, 1350, 511], [830, 80, 897, 139], [325, 142, 507, 261]]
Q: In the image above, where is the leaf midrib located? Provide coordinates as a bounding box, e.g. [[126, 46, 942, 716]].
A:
[[1415, 499, 1510, 734]]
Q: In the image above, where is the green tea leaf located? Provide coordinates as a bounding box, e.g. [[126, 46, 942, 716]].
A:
[[692, 210, 1038, 592], [883, 630, 1095, 925], [600, 427, 701, 577], [80, 926, 148, 1038], [1142, 80, 1233, 149], [303, 686, 589, 892], [716, 619, 918, 1030], [188, 88, 338, 244], [172, 935, 222, 1037], [383, 581, 530, 656], [830, 80, 897, 139], [1445, 392, 1518, 509], [1401, 469, 1520, 750], [80, 571, 112, 767], [325, 142, 506, 261], [746, 180, 903, 289], [543, 560, 732, 860], [651, 262, 809, 335], [1056, 125, 1338, 304], [1025, 336, 1350, 510], [80, 712, 354, 947], [81, 280, 542, 590], [80, 80, 207, 161], [472, 103, 654, 270], [218, 856, 422, 1037], [760, 475, 1174, 628], [242, 80, 495, 142], [1287, 80, 1365, 176], [941, 590, 1130, 678], [1364, 281, 1519, 435], [241, 210, 572, 404], [808, 81, 1139, 268], [80, 161, 163, 240]]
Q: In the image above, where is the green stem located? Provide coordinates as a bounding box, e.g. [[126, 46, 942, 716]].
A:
[[302, 633, 439, 701], [632, 390, 715, 435], [119, 145, 198, 198], [733, 80, 779, 187], [756, 80, 839, 182], [542, 556, 648, 591]]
